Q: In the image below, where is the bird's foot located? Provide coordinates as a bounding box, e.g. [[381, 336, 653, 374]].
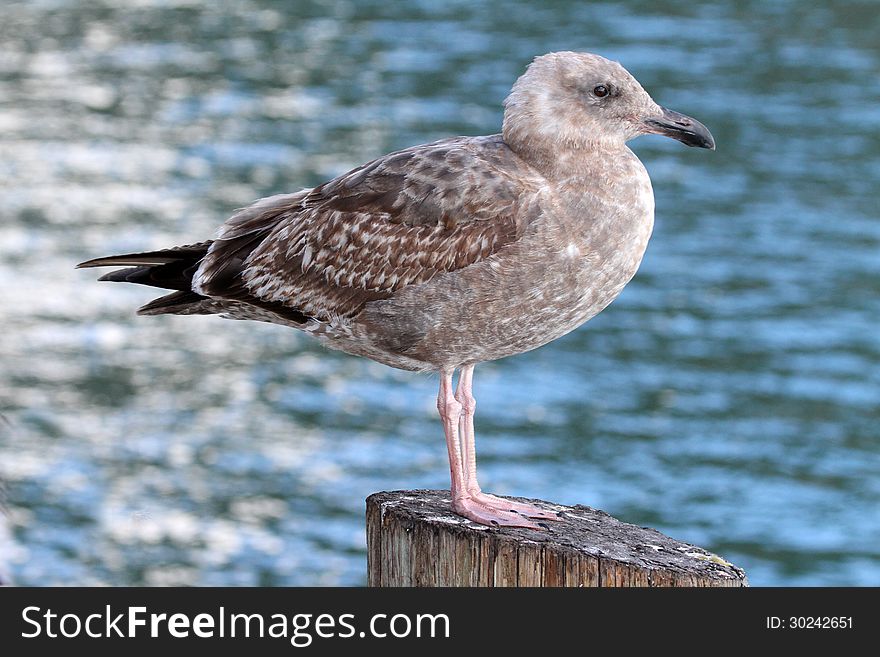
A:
[[466, 490, 561, 521], [451, 495, 547, 529]]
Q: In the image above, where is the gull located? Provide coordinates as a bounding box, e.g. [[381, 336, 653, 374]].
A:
[[79, 51, 715, 529]]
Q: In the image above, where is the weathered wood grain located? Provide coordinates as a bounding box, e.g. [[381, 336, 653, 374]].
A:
[[366, 490, 748, 587]]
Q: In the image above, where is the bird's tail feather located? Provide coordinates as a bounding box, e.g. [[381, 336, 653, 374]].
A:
[[136, 290, 210, 315], [77, 242, 215, 316], [76, 242, 212, 269]]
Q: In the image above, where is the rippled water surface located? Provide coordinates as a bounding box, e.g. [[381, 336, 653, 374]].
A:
[[1, 0, 878, 586]]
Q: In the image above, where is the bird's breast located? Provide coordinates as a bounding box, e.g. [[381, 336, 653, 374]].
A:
[[535, 156, 655, 318], [407, 170, 656, 365]]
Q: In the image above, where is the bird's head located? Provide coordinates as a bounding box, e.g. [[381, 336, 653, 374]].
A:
[[502, 51, 715, 161]]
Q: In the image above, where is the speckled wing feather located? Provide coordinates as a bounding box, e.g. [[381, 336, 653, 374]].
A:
[[194, 135, 543, 325]]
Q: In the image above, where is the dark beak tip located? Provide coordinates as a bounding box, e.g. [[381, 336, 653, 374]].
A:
[[645, 107, 715, 151]]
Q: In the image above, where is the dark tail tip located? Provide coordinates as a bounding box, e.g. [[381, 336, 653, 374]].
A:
[[137, 290, 207, 315]]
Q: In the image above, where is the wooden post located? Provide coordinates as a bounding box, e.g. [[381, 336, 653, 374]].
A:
[[367, 490, 748, 587]]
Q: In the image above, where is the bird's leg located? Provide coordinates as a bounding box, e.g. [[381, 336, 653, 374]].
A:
[[455, 364, 480, 493], [438, 368, 542, 529], [438, 368, 467, 504], [454, 365, 559, 522]]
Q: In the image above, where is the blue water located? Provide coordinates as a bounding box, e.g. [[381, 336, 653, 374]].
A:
[[1, 0, 878, 586]]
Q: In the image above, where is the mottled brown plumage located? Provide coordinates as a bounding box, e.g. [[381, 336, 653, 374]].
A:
[[219, 135, 537, 323], [79, 51, 714, 528]]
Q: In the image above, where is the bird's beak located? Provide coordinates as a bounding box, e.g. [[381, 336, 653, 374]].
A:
[[643, 107, 715, 150]]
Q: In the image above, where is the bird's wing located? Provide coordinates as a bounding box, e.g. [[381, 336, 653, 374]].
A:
[[195, 136, 544, 323]]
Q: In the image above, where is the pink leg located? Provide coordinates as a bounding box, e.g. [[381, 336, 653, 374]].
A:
[[455, 365, 559, 521], [438, 368, 542, 529], [455, 364, 480, 493]]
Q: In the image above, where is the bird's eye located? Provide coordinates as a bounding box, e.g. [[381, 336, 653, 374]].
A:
[[593, 84, 609, 98]]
